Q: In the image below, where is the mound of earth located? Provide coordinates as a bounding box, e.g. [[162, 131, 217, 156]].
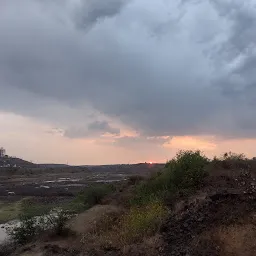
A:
[[67, 204, 123, 235], [161, 169, 256, 256]]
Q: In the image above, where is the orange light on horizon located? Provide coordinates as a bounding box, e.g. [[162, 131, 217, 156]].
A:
[[149, 161, 153, 164]]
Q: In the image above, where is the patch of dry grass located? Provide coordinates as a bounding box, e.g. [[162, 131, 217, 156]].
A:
[[68, 204, 123, 235], [192, 223, 256, 256], [216, 224, 256, 256], [121, 235, 164, 256], [117, 199, 167, 245], [81, 199, 168, 251]]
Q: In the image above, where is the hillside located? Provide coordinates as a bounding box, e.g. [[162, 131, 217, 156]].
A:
[[1, 151, 256, 256], [36, 164, 70, 168], [0, 157, 36, 168], [85, 163, 165, 176]]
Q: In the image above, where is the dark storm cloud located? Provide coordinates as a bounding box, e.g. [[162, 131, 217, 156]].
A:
[[1, 0, 256, 141]]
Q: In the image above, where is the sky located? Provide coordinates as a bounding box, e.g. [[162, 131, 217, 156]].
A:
[[1, 0, 256, 164]]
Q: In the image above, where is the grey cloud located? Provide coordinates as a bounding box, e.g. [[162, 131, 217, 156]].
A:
[[207, 0, 256, 136], [88, 120, 120, 135], [1, 0, 256, 141], [74, 0, 128, 29], [64, 120, 120, 138], [47, 127, 64, 136], [113, 136, 169, 149], [64, 127, 89, 139]]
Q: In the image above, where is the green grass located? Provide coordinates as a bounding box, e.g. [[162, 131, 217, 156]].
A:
[[0, 184, 115, 224], [119, 199, 168, 244], [0, 198, 58, 224], [0, 201, 22, 223], [20, 199, 54, 218]]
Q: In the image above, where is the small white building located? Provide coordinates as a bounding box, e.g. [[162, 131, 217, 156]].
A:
[[0, 147, 6, 158]]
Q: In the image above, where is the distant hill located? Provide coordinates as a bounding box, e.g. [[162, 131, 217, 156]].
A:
[[84, 163, 165, 176], [37, 164, 70, 168], [0, 156, 36, 168], [0, 155, 164, 174]]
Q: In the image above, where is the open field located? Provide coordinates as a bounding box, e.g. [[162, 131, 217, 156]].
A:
[[0, 163, 163, 224]]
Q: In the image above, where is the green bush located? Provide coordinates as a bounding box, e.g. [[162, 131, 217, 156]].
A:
[[132, 150, 209, 205], [130, 172, 170, 206], [8, 209, 72, 245], [167, 150, 209, 189], [71, 184, 115, 212], [221, 152, 246, 161], [42, 209, 71, 236], [8, 200, 60, 245], [127, 175, 144, 185], [9, 215, 39, 245], [213, 152, 249, 170]]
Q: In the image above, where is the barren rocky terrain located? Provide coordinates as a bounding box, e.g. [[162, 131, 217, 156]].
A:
[[161, 168, 256, 256]]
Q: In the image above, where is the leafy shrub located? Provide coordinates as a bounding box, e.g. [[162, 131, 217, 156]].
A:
[[130, 173, 170, 206], [128, 175, 144, 185], [9, 215, 39, 245], [222, 152, 246, 161], [8, 209, 72, 244], [213, 152, 249, 170], [71, 184, 115, 212], [167, 150, 209, 189], [43, 209, 72, 236], [132, 150, 209, 205]]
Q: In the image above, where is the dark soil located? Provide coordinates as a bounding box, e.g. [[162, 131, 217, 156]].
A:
[[161, 168, 256, 256]]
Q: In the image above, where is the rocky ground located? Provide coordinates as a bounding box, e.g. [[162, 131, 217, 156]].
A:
[[162, 168, 256, 256]]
